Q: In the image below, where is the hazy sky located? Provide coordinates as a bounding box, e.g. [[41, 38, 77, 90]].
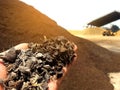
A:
[[20, 0, 120, 30]]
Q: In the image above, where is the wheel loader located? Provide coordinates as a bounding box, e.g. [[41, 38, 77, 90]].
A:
[[102, 25, 119, 36]]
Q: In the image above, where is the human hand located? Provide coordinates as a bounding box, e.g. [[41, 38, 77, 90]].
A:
[[0, 59, 7, 90], [0, 42, 77, 90], [0, 43, 28, 90]]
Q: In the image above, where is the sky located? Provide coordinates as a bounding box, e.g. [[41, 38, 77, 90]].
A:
[[20, 0, 120, 30]]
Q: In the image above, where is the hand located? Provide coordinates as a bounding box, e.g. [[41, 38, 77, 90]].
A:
[[0, 43, 77, 90], [0, 59, 7, 90], [0, 43, 28, 90]]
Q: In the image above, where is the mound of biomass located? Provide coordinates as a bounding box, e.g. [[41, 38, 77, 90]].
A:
[[79, 27, 105, 35], [1, 0, 120, 90], [0, 0, 73, 51]]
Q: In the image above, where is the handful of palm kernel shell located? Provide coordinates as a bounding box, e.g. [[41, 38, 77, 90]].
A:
[[3, 36, 76, 90]]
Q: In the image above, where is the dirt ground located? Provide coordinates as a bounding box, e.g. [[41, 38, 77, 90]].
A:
[[76, 35, 120, 90], [79, 35, 120, 53]]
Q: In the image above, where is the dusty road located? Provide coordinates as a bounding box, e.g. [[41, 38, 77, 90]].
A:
[[79, 35, 120, 90]]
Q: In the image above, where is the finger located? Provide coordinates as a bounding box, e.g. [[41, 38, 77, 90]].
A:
[[73, 44, 77, 51], [14, 43, 28, 50], [48, 67, 67, 90], [0, 43, 29, 63], [48, 80, 57, 90]]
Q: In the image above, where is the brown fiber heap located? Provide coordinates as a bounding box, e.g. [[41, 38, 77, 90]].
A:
[[2, 0, 120, 90]]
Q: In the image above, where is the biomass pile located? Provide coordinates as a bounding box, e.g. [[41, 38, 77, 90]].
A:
[[79, 27, 105, 35], [1, 0, 120, 90], [2, 36, 76, 90]]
